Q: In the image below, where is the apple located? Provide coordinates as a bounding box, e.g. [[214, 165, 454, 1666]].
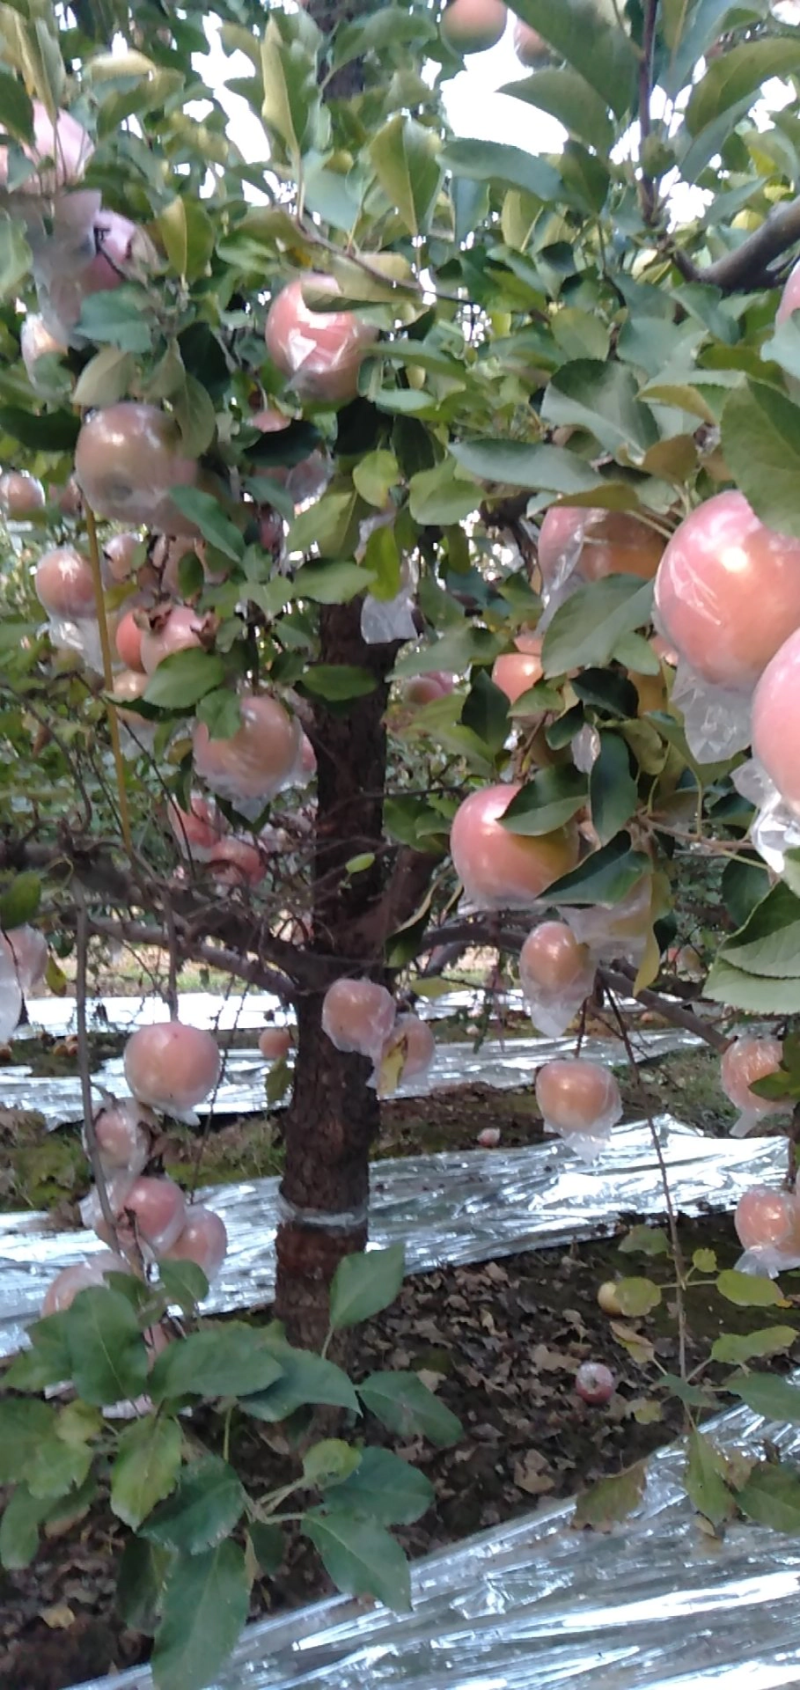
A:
[[777, 261, 800, 326], [538, 505, 664, 588], [492, 639, 543, 704], [162, 1203, 228, 1281], [208, 837, 267, 887], [735, 1185, 800, 1255], [450, 783, 579, 908], [102, 532, 143, 585], [513, 17, 551, 65], [720, 1036, 784, 1116], [654, 491, 800, 689], [404, 672, 453, 706], [74, 403, 206, 534], [386, 1012, 435, 1082], [113, 609, 145, 672], [124, 1022, 221, 1115], [192, 693, 301, 804], [168, 794, 228, 859], [535, 1058, 622, 1138], [50, 477, 82, 518], [575, 1361, 615, 1404], [265, 273, 379, 405], [477, 1126, 501, 1147], [5, 925, 48, 995], [41, 1252, 130, 1317], [321, 977, 397, 1059], [40, 208, 148, 339], [752, 628, 800, 813], [0, 101, 93, 192], [140, 605, 206, 675], [35, 546, 96, 619], [597, 1281, 624, 1316], [111, 668, 149, 726], [98, 1174, 187, 1253], [440, 0, 508, 52], [259, 1026, 292, 1061], [520, 921, 593, 995], [0, 471, 45, 518], [93, 1099, 153, 1175], [20, 314, 67, 398]]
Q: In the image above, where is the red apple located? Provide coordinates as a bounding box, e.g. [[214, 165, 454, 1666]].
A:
[[752, 628, 800, 812], [111, 668, 149, 727], [492, 640, 543, 704], [192, 693, 301, 804], [440, 0, 508, 52], [99, 1174, 187, 1253], [41, 1252, 130, 1317], [655, 491, 800, 689], [404, 672, 453, 706], [103, 532, 143, 585], [93, 1099, 154, 1175], [513, 17, 551, 65], [259, 1026, 292, 1061], [140, 605, 206, 675], [35, 546, 96, 619], [74, 404, 205, 534], [0, 471, 45, 518], [520, 922, 592, 995], [535, 1058, 622, 1136], [5, 925, 48, 995], [208, 837, 267, 887], [450, 784, 579, 908], [575, 1361, 615, 1404], [114, 610, 145, 672], [20, 314, 67, 398], [777, 261, 800, 325], [124, 1022, 221, 1115], [168, 795, 228, 859], [322, 977, 396, 1059], [386, 1012, 435, 1082], [265, 274, 379, 405], [538, 506, 663, 588], [0, 102, 93, 192], [162, 1203, 228, 1281], [735, 1185, 800, 1255], [720, 1036, 784, 1115]]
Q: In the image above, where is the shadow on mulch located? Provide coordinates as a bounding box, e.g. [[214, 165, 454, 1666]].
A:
[[3, 1208, 798, 1690]]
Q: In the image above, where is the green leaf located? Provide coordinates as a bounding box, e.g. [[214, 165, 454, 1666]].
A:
[[72, 346, 135, 409], [358, 1371, 461, 1447], [173, 375, 217, 460], [721, 380, 800, 541], [241, 1345, 360, 1423], [352, 450, 399, 508], [613, 1277, 662, 1317], [260, 19, 317, 158], [590, 731, 638, 846], [62, 1287, 149, 1407], [330, 1448, 434, 1525], [542, 361, 659, 456], [510, 0, 636, 117], [711, 1326, 798, 1365], [737, 1461, 800, 1532], [0, 69, 34, 141], [461, 668, 509, 756], [440, 138, 562, 204], [302, 1440, 361, 1489], [716, 1270, 785, 1309], [4, 1314, 72, 1391], [302, 665, 377, 700], [169, 490, 244, 561], [0, 1487, 49, 1570], [450, 439, 602, 495], [74, 288, 153, 355], [156, 1259, 209, 1316], [0, 215, 31, 302], [500, 766, 588, 834], [684, 1430, 735, 1528], [370, 114, 441, 236], [117, 1537, 171, 1635], [692, 1248, 718, 1274], [248, 1522, 284, 1576], [408, 459, 479, 526], [293, 561, 374, 604], [712, 884, 800, 981], [572, 1461, 646, 1529], [143, 650, 227, 711], [0, 870, 40, 928], [545, 832, 650, 906], [24, 1428, 92, 1499], [502, 66, 613, 154], [142, 1456, 245, 1553], [152, 1542, 250, 1690], [704, 956, 800, 1015], [158, 197, 215, 282], [687, 39, 800, 137], [618, 1225, 671, 1258], [150, 1326, 284, 1402], [110, 1415, 183, 1530], [730, 1373, 800, 1424], [329, 1244, 405, 1331], [302, 1512, 410, 1612], [287, 488, 362, 558], [542, 576, 654, 675]]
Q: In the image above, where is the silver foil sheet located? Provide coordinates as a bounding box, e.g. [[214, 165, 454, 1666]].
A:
[[0, 1116, 786, 1359], [74, 1388, 800, 1690], [3, 1025, 693, 1131]]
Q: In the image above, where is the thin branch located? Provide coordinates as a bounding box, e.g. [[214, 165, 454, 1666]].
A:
[[84, 502, 134, 858], [672, 193, 800, 293], [638, 0, 659, 226], [599, 965, 729, 1053], [75, 894, 120, 1241]]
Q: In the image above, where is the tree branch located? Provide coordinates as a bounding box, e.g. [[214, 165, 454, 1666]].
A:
[[598, 966, 729, 1054], [638, 0, 659, 226], [671, 193, 800, 293]]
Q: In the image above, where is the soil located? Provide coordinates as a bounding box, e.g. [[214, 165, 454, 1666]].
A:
[[2, 1210, 799, 1690]]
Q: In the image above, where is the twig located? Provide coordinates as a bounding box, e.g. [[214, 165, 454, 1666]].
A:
[[671, 192, 800, 293], [83, 502, 134, 858], [638, 0, 659, 225], [598, 965, 730, 1054], [75, 894, 120, 1241], [605, 982, 689, 1386], [162, 894, 179, 1019]]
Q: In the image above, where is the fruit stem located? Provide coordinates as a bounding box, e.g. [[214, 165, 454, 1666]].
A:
[[84, 500, 134, 858]]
